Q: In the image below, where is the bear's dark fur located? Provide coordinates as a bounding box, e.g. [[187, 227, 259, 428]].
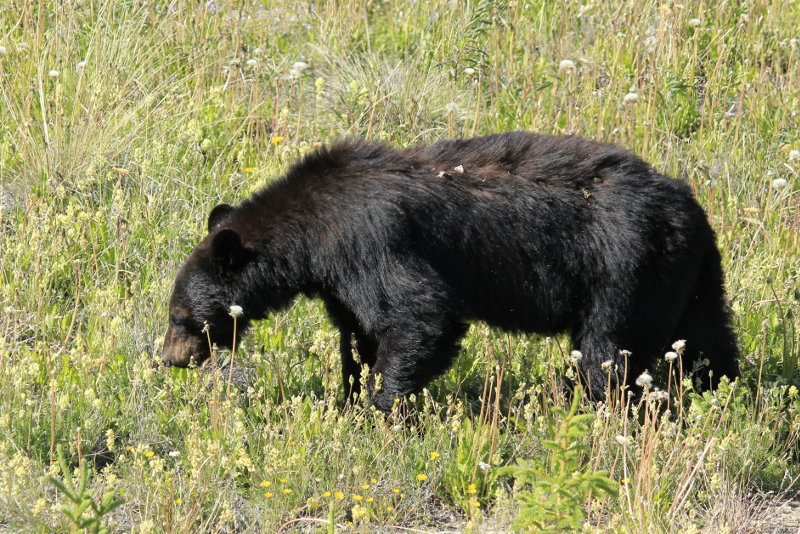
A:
[[162, 131, 739, 412]]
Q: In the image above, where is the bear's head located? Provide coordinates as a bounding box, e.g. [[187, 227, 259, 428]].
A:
[[161, 203, 256, 368]]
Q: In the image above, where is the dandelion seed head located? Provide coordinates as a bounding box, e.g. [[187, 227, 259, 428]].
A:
[[444, 101, 460, 114], [771, 178, 788, 189], [463, 67, 476, 76], [0, 46, 6, 56], [569, 350, 583, 363], [246, 58, 258, 68], [76, 60, 87, 69], [229, 305, 243, 318], [789, 150, 800, 161], [688, 18, 701, 27], [635, 371, 653, 388], [48, 69, 60, 79], [601, 360, 614, 371], [478, 461, 491, 471], [559, 59, 576, 70], [665, 351, 678, 362], [615, 435, 628, 446], [293, 61, 309, 71], [671, 339, 686, 352], [623, 92, 639, 103]]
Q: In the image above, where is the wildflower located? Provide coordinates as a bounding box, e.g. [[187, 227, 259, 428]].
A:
[[444, 102, 460, 114], [635, 371, 653, 388], [601, 360, 614, 371], [322, 491, 331, 497], [334, 491, 344, 499], [370, 478, 377, 484], [77, 60, 87, 69], [244, 167, 254, 173], [0, 46, 6, 56], [649, 389, 670, 402], [366, 497, 374, 503], [282, 488, 292, 494], [260, 481, 271, 488], [688, 18, 701, 27], [771, 178, 788, 189], [416, 473, 428, 481], [229, 305, 243, 318], [789, 386, 798, 398], [470, 500, 481, 508], [174, 498, 182, 504], [293, 61, 309, 71], [144, 451, 155, 458], [478, 461, 491, 471], [615, 435, 628, 446], [789, 150, 800, 161], [168, 450, 180, 458], [270, 136, 285, 144], [559, 59, 576, 70], [664, 351, 678, 362], [392, 488, 401, 494], [360, 483, 370, 490], [466, 483, 477, 494], [246, 58, 258, 68], [672, 339, 686, 353], [18, 41, 28, 51], [279, 477, 287, 483], [386, 506, 394, 512], [622, 477, 631, 484], [623, 92, 639, 104], [429, 451, 441, 461], [264, 492, 273, 498], [48, 69, 60, 79], [352, 494, 364, 501], [569, 350, 583, 364], [463, 67, 476, 76]]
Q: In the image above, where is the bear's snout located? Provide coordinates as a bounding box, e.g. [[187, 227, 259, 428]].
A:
[[161, 327, 207, 368]]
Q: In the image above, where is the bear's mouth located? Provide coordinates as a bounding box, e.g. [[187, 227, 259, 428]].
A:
[[161, 327, 209, 367]]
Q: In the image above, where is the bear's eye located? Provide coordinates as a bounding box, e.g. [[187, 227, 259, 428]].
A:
[[170, 313, 189, 327]]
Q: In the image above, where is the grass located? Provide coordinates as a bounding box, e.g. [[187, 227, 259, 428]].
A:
[[1, 0, 799, 532]]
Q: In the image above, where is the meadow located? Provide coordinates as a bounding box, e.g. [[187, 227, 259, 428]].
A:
[[1, 0, 799, 532]]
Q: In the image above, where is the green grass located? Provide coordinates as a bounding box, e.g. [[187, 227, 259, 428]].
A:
[[1, 1, 799, 532]]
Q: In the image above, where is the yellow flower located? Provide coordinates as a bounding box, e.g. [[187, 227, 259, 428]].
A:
[[112, 167, 129, 175], [470, 500, 481, 508], [392, 488, 401, 494], [260, 481, 271, 488], [352, 494, 364, 501], [429, 451, 440, 461], [282, 488, 292, 494], [264, 492, 273, 498], [322, 491, 331, 498], [416, 473, 427, 481], [271, 136, 285, 144], [244, 167, 254, 173], [370, 478, 378, 484], [386, 506, 394, 512], [366, 497, 374, 503], [334, 491, 344, 500], [279, 477, 286, 483], [174, 498, 182, 504], [466, 484, 477, 494], [144, 451, 155, 458], [360, 484, 370, 490]]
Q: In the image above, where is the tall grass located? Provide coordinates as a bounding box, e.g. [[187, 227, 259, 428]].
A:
[[1, 1, 798, 532]]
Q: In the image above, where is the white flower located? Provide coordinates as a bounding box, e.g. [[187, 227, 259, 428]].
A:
[[688, 18, 701, 27], [48, 69, 60, 79], [635, 371, 653, 388], [789, 150, 800, 161], [559, 59, 576, 70], [569, 350, 583, 363], [0, 46, 6, 56], [671, 339, 686, 352], [614, 435, 628, 446], [168, 450, 180, 458], [623, 92, 639, 104], [664, 351, 678, 362], [292, 61, 309, 71], [76, 60, 87, 69], [463, 67, 476, 76], [246, 58, 258, 68], [771, 178, 788, 189], [229, 305, 243, 318], [478, 461, 491, 471], [444, 102, 460, 114]]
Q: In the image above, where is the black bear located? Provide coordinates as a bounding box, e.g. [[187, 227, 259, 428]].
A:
[[161, 131, 739, 412]]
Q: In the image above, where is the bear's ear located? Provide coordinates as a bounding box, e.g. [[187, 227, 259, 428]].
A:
[[208, 203, 234, 233], [210, 228, 249, 270]]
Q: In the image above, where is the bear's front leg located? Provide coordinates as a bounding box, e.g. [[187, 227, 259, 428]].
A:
[[367, 319, 467, 413]]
